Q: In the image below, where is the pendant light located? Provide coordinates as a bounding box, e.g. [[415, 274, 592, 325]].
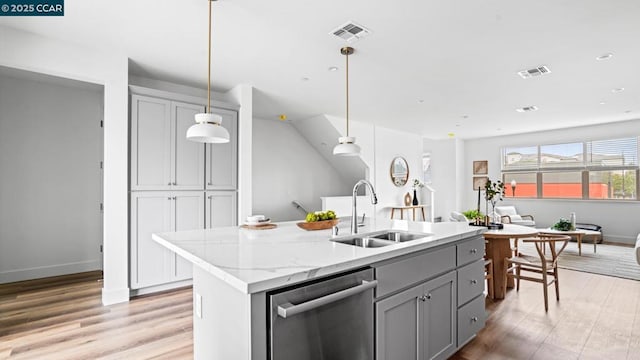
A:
[[333, 46, 361, 156], [187, 0, 230, 144]]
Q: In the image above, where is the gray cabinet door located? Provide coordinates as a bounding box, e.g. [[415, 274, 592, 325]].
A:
[[130, 192, 173, 288], [173, 191, 205, 281], [131, 95, 172, 190], [422, 271, 457, 360], [205, 108, 238, 190], [172, 101, 205, 190], [376, 284, 423, 360], [205, 191, 237, 228]]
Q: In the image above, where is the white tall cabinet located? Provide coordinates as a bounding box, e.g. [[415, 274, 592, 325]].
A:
[[129, 88, 238, 293]]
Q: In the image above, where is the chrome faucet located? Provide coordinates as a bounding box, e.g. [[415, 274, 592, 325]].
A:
[[351, 179, 378, 234]]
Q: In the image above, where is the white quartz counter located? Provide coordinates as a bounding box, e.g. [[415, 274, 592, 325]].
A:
[[152, 218, 485, 294]]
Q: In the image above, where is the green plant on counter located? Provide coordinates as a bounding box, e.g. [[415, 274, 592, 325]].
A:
[[462, 209, 483, 220], [305, 210, 337, 222], [552, 218, 572, 231]]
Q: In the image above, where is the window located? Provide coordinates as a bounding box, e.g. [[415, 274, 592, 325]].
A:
[[501, 137, 639, 200]]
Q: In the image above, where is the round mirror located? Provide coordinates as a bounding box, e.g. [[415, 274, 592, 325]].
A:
[[390, 157, 409, 187]]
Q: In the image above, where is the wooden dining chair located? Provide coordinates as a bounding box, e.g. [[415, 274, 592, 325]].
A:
[[503, 234, 570, 311], [484, 258, 494, 299]]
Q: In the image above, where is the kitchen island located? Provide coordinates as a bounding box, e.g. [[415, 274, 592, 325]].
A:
[[153, 218, 487, 359]]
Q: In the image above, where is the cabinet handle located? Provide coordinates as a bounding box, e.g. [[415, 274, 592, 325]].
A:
[[207, 196, 212, 199], [207, 182, 213, 186], [167, 197, 172, 200], [167, 182, 171, 186], [471, 279, 478, 285], [419, 293, 431, 301], [471, 316, 478, 322], [173, 196, 177, 200], [470, 248, 477, 254]]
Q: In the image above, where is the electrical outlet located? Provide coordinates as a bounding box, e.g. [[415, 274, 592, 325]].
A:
[[195, 293, 202, 318]]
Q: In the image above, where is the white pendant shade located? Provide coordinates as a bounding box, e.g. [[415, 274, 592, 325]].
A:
[[333, 136, 360, 156], [186, 112, 230, 143]]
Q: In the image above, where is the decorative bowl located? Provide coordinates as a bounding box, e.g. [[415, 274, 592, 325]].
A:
[[296, 219, 339, 231]]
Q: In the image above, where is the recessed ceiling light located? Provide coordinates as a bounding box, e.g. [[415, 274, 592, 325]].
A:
[[612, 87, 625, 93], [596, 53, 613, 61], [516, 105, 538, 113], [328, 66, 338, 72]]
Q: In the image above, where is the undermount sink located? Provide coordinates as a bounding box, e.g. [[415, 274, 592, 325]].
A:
[[331, 237, 396, 248], [330, 230, 432, 248], [370, 231, 431, 242]]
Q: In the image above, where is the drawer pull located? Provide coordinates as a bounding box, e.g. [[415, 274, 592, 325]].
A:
[[471, 279, 478, 285], [470, 248, 477, 254], [471, 316, 478, 322], [167, 182, 172, 186]]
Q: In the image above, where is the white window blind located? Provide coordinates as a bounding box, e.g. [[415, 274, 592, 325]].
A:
[[586, 137, 638, 167]]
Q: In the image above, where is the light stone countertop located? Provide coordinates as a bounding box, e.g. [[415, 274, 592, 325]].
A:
[[152, 218, 485, 294]]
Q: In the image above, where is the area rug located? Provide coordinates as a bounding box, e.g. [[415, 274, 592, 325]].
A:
[[517, 241, 640, 281]]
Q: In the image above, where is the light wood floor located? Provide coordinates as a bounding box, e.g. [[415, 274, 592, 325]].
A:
[[2, 269, 640, 359], [0, 272, 193, 359]]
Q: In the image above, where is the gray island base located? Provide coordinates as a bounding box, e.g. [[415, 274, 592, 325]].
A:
[[153, 219, 487, 359]]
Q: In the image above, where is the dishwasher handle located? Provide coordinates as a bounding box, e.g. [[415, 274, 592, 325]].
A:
[[277, 279, 378, 319]]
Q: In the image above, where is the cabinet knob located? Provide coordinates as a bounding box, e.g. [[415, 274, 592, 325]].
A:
[[471, 316, 478, 322], [471, 279, 478, 284], [470, 248, 477, 254]]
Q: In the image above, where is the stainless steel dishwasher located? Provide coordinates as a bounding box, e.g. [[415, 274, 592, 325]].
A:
[[268, 268, 377, 360]]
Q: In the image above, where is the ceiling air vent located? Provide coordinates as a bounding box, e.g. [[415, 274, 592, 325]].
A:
[[517, 65, 551, 79], [330, 21, 371, 43], [516, 105, 538, 113]]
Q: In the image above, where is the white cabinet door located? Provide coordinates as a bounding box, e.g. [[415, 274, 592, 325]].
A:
[[131, 95, 172, 190], [206, 108, 238, 190], [173, 191, 205, 281], [130, 192, 173, 288], [172, 101, 205, 190], [205, 191, 237, 228]]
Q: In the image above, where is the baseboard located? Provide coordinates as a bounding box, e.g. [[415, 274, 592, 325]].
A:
[[0, 259, 101, 284], [604, 234, 636, 246], [102, 286, 130, 305], [130, 279, 193, 297]]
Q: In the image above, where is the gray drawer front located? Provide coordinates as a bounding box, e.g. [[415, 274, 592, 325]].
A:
[[457, 295, 485, 347], [457, 260, 485, 306], [375, 246, 456, 298], [457, 236, 484, 266]]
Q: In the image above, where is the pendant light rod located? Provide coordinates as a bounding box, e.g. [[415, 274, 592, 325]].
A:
[[207, 0, 213, 112], [341, 46, 354, 137]]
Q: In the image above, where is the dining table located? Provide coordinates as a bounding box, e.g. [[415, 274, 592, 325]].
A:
[[483, 224, 539, 299]]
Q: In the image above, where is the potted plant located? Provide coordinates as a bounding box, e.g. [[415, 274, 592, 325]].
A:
[[485, 179, 505, 223]]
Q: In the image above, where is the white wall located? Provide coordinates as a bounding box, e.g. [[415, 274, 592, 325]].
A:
[[373, 126, 424, 218], [463, 119, 640, 244], [0, 26, 129, 304], [252, 118, 350, 221], [0, 71, 103, 283], [423, 138, 465, 222]]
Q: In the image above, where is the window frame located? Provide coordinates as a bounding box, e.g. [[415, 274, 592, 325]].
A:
[[501, 137, 640, 201]]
